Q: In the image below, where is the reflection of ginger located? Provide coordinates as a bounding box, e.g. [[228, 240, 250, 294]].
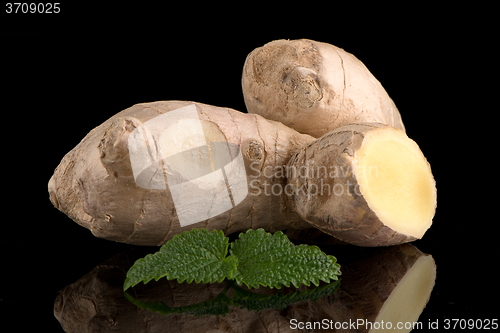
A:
[[54, 249, 296, 333], [54, 243, 435, 333], [308, 243, 436, 333]]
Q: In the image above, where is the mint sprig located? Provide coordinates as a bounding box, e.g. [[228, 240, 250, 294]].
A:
[[230, 229, 340, 289], [124, 285, 233, 317], [124, 228, 340, 291], [229, 279, 341, 312]]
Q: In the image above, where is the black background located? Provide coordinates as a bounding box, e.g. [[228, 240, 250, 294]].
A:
[[1, 4, 496, 332]]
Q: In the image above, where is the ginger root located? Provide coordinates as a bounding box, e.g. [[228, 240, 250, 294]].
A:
[[287, 123, 436, 246], [48, 101, 435, 247], [242, 39, 404, 138], [299, 241, 436, 333], [48, 101, 313, 246]]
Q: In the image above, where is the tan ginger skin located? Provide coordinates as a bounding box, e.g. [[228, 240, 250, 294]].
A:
[[49, 101, 313, 246], [242, 39, 405, 138], [49, 101, 435, 247], [49, 40, 436, 247]]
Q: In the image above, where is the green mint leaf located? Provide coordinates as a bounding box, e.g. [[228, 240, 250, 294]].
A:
[[124, 229, 236, 290], [230, 229, 341, 289], [229, 279, 341, 311]]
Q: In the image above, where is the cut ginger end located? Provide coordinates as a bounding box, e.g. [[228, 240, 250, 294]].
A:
[[371, 255, 436, 333], [355, 127, 437, 239]]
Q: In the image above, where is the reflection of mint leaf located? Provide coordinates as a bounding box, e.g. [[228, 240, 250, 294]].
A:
[[124, 228, 341, 293], [231, 229, 341, 289], [229, 279, 341, 311], [124, 285, 232, 317], [124, 229, 237, 290], [124, 279, 341, 317]]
